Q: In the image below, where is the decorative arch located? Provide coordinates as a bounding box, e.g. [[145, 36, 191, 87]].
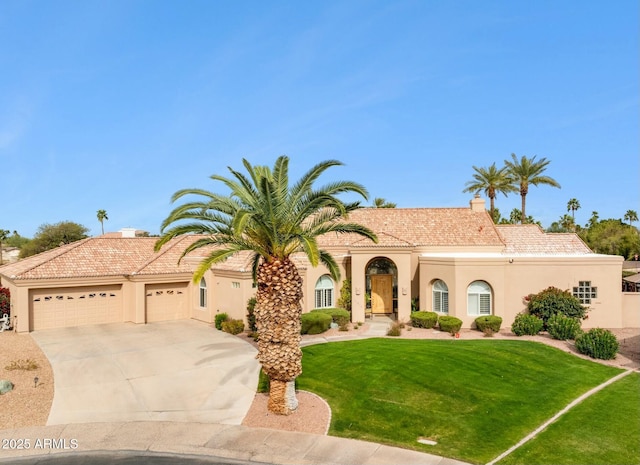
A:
[[432, 279, 449, 314]]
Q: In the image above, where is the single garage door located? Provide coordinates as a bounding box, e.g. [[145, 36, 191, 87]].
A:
[[145, 282, 189, 322], [31, 285, 123, 330]]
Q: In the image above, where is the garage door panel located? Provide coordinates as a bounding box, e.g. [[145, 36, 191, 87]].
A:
[[31, 286, 123, 330], [146, 283, 188, 322]]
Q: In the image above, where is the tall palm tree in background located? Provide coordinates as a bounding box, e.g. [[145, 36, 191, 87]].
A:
[[504, 154, 561, 223], [155, 156, 377, 415], [567, 198, 581, 220], [372, 197, 397, 208], [97, 209, 108, 235], [624, 210, 638, 227], [463, 163, 516, 222]]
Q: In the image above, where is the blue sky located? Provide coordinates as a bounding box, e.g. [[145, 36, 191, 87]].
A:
[[1, 0, 638, 238]]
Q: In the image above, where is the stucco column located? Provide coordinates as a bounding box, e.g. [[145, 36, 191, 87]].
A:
[[395, 252, 412, 323], [15, 286, 29, 333], [350, 253, 368, 322]]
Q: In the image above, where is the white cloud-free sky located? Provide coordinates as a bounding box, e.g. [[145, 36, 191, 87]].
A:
[[1, 0, 638, 237]]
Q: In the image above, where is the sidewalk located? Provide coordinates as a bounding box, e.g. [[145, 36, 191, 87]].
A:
[[0, 422, 470, 465]]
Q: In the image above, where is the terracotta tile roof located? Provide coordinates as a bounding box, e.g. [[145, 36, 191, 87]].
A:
[[317, 208, 504, 248], [495, 225, 592, 255]]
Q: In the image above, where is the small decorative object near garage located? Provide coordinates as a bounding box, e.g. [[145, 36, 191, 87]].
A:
[[0, 379, 13, 395]]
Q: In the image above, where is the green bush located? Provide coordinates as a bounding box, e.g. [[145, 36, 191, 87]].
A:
[[575, 328, 619, 360], [301, 312, 332, 335], [312, 308, 351, 327], [527, 286, 587, 329], [410, 311, 438, 329], [215, 312, 229, 330], [438, 316, 462, 335], [221, 318, 245, 335], [546, 314, 582, 340], [511, 313, 544, 336], [246, 297, 257, 333], [474, 315, 503, 333]]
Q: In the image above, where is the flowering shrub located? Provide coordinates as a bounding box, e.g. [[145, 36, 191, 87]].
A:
[[527, 286, 587, 329], [0, 287, 9, 317]]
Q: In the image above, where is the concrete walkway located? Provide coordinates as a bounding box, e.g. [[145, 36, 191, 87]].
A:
[[0, 422, 470, 464], [31, 320, 261, 425]]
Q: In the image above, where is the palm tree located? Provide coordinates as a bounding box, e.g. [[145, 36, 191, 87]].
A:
[[372, 197, 397, 208], [504, 154, 561, 223], [155, 156, 377, 415], [559, 214, 575, 232], [588, 211, 599, 229], [624, 210, 638, 227], [463, 163, 516, 221], [96, 210, 108, 235], [567, 198, 581, 220]]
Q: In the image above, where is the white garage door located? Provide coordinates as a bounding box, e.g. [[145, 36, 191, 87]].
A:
[[145, 282, 189, 322], [31, 285, 123, 330]]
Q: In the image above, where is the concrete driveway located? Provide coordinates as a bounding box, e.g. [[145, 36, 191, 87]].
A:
[[31, 320, 260, 426]]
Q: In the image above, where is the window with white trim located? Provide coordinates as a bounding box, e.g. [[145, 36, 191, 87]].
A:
[[467, 280, 492, 315], [314, 275, 334, 309], [432, 280, 449, 313], [199, 278, 207, 308], [573, 281, 597, 305]]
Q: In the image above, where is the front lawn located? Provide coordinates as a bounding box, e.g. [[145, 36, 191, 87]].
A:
[[499, 372, 640, 465], [297, 338, 624, 464]]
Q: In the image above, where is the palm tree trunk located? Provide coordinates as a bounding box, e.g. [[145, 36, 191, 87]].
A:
[[255, 258, 303, 415], [521, 193, 527, 224]]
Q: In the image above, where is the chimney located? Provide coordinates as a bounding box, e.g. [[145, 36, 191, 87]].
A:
[[470, 194, 485, 212], [119, 228, 137, 238]]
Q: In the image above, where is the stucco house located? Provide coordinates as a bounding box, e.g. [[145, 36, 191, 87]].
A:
[[1, 197, 637, 333]]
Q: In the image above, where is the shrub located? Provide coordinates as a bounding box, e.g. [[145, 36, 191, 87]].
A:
[[336, 278, 352, 312], [511, 313, 544, 336], [221, 319, 245, 335], [0, 287, 10, 317], [4, 359, 39, 371], [301, 312, 332, 335], [576, 328, 619, 360], [214, 312, 229, 330], [312, 308, 350, 327], [387, 322, 402, 336], [546, 314, 582, 340], [410, 311, 438, 329], [246, 297, 257, 333], [527, 286, 587, 328], [475, 315, 503, 333], [438, 316, 462, 335]]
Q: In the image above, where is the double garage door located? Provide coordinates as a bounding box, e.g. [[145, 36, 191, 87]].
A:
[[31, 285, 123, 331], [30, 282, 191, 330]]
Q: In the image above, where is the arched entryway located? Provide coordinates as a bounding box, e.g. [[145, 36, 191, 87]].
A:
[[366, 257, 397, 315]]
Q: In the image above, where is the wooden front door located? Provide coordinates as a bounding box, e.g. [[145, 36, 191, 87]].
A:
[[371, 274, 393, 314]]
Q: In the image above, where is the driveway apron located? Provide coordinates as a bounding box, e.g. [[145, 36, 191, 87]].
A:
[[31, 320, 260, 426]]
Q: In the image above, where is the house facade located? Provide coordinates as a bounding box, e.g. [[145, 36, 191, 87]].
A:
[[1, 197, 636, 333]]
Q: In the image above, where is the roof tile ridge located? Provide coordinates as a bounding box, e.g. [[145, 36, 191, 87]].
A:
[[134, 234, 194, 273], [377, 230, 414, 245], [487, 216, 508, 248], [12, 238, 92, 277]]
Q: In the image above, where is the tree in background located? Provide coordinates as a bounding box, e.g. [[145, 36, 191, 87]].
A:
[[624, 210, 638, 227], [462, 163, 516, 222], [155, 156, 377, 415], [567, 198, 581, 220], [0, 229, 9, 265], [97, 209, 109, 235], [372, 197, 397, 208], [19, 222, 89, 258], [588, 211, 600, 229], [579, 218, 640, 259], [504, 154, 561, 223]]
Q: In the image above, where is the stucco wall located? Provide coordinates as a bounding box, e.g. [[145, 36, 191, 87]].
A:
[[622, 293, 640, 327]]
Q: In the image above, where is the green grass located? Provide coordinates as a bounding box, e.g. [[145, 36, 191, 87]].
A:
[[297, 338, 624, 464], [499, 372, 640, 465]]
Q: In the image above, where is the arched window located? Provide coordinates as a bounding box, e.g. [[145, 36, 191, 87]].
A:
[[432, 280, 449, 314], [199, 278, 207, 308], [467, 281, 492, 315], [315, 275, 334, 308]]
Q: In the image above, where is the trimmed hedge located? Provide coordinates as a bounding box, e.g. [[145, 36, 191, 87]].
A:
[[438, 316, 462, 335], [511, 313, 544, 336], [575, 328, 619, 360], [411, 311, 438, 329], [312, 308, 350, 326], [221, 318, 245, 335], [475, 315, 502, 333], [546, 314, 582, 340], [301, 312, 332, 335]]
